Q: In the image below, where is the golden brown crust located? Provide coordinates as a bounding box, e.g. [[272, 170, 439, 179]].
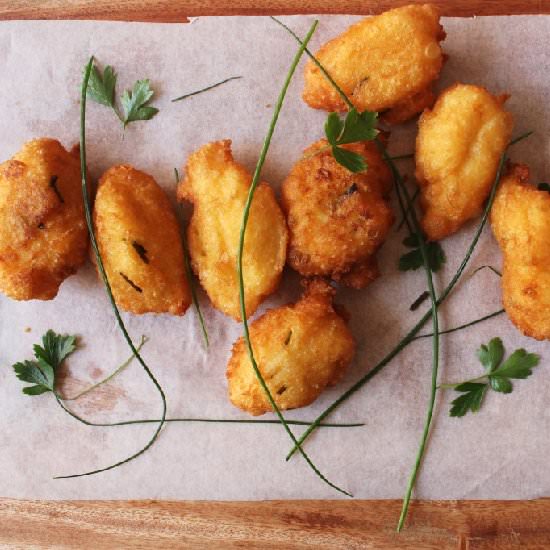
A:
[[381, 85, 436, 125], [303, 4, 445, 121], [227, 279, 356, 416], [416, 83, 514, 241], [490, 164, 550, 340], [177, 140, 288, 320], [281, 139, 393, 288], [0, 138, 88, 300], [93, 164, 191, 315]]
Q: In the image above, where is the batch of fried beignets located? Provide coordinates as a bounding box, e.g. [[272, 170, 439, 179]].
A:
[[0, 5, 548, 417]]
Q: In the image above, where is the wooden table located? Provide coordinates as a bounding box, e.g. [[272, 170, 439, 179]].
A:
[[1, 1, 549, 548]]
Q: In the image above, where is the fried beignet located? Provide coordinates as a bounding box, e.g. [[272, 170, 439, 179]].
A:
[[177, 140, 287, 320], [93, 165, 191, 315], [303, 4, 445, 123], [227, 279, 355, 416], [416, 84, 513, 241], [281, 139, 393, 288], [0, 138, 88, 300], [491, 164, 550, 341]]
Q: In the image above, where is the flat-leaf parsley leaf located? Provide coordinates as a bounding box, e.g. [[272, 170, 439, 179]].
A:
[[86, 59, 159, 129], [324, 108, 378, 173], [442, 337, 540, 417], [13, 330, 76, 396], [399, 234, 446, 272], [121, 79, 159, 128]]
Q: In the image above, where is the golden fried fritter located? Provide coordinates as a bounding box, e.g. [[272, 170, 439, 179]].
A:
[[227, 279, 355, 416], [491, 164, 550, 341], [281, 139, 393, 289], [416, 84, 513, 241], [0, 138, 88, 300], [177, 140, 288, 320], [94, 165, 191, 315], [303, 4, 445, 123]]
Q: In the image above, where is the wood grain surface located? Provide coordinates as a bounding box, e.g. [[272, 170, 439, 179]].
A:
[[1, 0, 550, 21], [1, 498, 550, 549], [2, 1, 550, 548]]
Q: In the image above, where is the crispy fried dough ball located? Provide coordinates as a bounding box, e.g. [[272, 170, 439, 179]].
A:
[[491, 164, 550, 341], [227, 279, 355, 416], [303, 4, 445, 123], [0, 138, 88, 300], [416, 84, 514, 241], [93, 165, 191, 315], [177, 140, 288, 321], [281, 139, 393, 289]]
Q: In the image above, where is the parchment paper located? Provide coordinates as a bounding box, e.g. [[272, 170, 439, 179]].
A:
[[0, 15, 549, 501]]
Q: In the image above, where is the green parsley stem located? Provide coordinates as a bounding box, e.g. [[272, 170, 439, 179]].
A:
[[55, 57, 168, 480], [237, 20, 350, 497], [301, 143, 332, 161], [62, 336, 148, 401], [438, 375, 489, 390]]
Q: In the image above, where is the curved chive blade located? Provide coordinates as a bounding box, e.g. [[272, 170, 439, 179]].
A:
[[171, 76, 242, 102], [55, 396, 365, 429], [274, 16, 532, 482], [63, 336, 148, 401], [54, 56, 168, 480], [174, 168, 209, 348], [237, 20, 351, 497]]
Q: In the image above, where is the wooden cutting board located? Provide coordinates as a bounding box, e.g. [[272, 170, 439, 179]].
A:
[[1, 1, 549, 548]]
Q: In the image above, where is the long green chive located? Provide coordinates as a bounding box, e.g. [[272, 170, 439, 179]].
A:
[[379, 147, 439, 532], [286, 151, 513, 459], [175, 167, 209, 348], [275, 18, 530, 460], [54, 395, 363, 428], [237, 20, 350, 497], [55, 57, 168, 480]]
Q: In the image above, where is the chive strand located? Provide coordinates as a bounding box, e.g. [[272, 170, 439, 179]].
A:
[[175, 167, 209, 348], [238, 20, 351, 497], [397, 188, 420, 231], [411, 310, 505, 341], [62, 335, 148, 401], [171, 76, 242, 102], [376, 141, 441, 532], [54, 57, 168, 480], [54, 396, 363, 428]]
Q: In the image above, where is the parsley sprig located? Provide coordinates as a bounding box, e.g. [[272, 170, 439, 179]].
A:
[[399, 233, 446, 272], [87, 61, 159, 128], [12, 331, 364, 432], [324, 109, 378, 172], [441, 338, 540, 417], [13, 330, 76, 395]]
